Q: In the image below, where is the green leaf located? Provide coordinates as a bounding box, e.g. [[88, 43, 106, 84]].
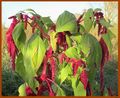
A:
[[23, 33, 45, 93], [56, 11, 77, 33], [12, 21, 26, 52], [88, 67, 97, 90], [56, 87, 66, 96], [15, 53, 26, 81], [84, 8, 94, 32], [80, 33, 102, 67], [24, 33, 46, 72], [78, 34, 91, 55], [43, 39, 49, 49], [35, 19, 47, 33], [16, 53, 39, 94], [71, 76, 86, 96], [102, 30, 113, 53], [99, 18, 111, 28], [93, 20, 97, 28], [59, 64, 72, 84], [66, 34, 72, 47], [50, 31, 57, 52], [41, 17, 53, 27], [51, 82, 66, 96], [79, 25, 86, 34], [70, 33, 82, 44], [18, 83, 26, 96], [65, 47, 79, 59], [104, 87, 109, 96]]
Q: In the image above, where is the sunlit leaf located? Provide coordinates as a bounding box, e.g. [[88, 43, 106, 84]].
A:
[[18, 83, 26, 96], [84, 8, 94, 32], [12, 21, 26, 53], [56, 11, 77, 33]]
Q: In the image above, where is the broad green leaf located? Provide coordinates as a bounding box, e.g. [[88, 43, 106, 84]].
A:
[[23, 33, 45, 93], [59, 64, 72, 84], [15, 53, 26, 81], [24, 33, 46, 72], [56, 11, 77, 33], [78, 34, 90, 55], [79, 25, 86, 34], [51, 82, 66, 96], [12, 21, 26, 52], [50, 31, 57, 51], [70, 33, 82, 44], [18, 83, 26, 96], [16, 53, 39, 94], [71, 76, 86, 96], [65, 47, 79, 59], [43, 39, 49, 49], [56, 87, 66, 96], [66, 34, 72, 47], [35, 19, 47, 33], [102, 31, 113, 53], [41, 17, 53, 27], [99, 18, 111, 28], [88, 67, 97, 90], [84, 8, 94, 32], [80, 33, 102, 67]]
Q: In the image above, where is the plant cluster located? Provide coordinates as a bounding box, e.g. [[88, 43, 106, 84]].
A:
[[6, 8, 114, 96]]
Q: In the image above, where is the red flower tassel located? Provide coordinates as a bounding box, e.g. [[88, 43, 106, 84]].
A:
[[80, 70, 88, 89], [49, 57, 56, 81], [6, 17, 18, 70], [99, 38, 109, 95]]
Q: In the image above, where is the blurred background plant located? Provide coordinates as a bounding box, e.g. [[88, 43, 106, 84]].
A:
[[2, 2, 118, 96]]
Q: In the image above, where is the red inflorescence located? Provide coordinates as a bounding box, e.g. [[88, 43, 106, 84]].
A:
[[99, 38, 110, 95], [57, 32, 68, 51], [25, 86, 35, 96], [80, 70, 88, 89], [6, 17, 18, 70], [69, 58, 86, 76]]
